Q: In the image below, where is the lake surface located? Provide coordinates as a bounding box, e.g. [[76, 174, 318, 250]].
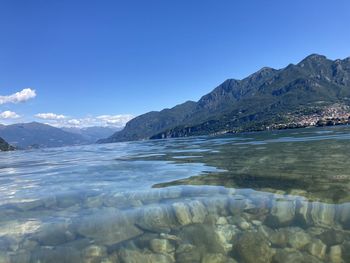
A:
[[0, 126, 350, 263]]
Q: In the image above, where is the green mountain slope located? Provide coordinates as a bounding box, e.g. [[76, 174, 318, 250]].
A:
[[0, 137, 15, 151], [100, 54, 350, 143]]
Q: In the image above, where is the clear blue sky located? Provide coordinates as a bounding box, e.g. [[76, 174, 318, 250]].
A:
[[0, 0, 350, 126]]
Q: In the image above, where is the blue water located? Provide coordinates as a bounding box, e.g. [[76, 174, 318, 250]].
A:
[[0, 126, 350, 262]]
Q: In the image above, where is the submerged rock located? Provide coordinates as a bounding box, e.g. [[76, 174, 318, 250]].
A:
[[82, 245, 107, 258], [137, 205, 177, 233], [286, 228, 311, 249], [34, 223, 75, 246], [310, 202, 336, 227], [172, 202, 192, 225], [329, 245, 343, 263], [76, 208, 143, 245], [188, 200, 207, 224], [267, 199, 296, 227], [175, 243, 201, 263], [236, 232, 274, 263], [307, 239, 327, 260], [30, 247, 82, 263], [118, 248, 175, 263], [149, 239, 174, 254], [201, 253, 237, 263], [338, 203, 350, 229]]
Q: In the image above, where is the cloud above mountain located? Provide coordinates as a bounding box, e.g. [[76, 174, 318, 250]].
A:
[[35, 113, 67, 120], [0, 111, 20, 119], [0, 88, 36, 104], [34, 113, 134, 128]]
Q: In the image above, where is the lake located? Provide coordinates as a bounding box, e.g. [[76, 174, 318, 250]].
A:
[[0, 126, 349, 263]]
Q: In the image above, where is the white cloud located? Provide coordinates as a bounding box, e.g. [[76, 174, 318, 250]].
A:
[[0, 111, 20, 119], [0, 88, 36, 105], [96, 114, 134, 126], [34, 113, 134, 128], [35, 113, 67, 120]]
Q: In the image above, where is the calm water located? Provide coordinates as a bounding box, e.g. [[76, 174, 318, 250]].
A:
[[0, 126, 350, 263]]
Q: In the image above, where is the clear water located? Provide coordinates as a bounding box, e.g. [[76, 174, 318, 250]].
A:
[[0, 126, 350, 263]]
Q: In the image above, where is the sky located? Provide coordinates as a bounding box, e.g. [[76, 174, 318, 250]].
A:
[[0, 0, 350, 127]]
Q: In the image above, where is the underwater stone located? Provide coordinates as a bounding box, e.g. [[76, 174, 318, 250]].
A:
[[188, 200, 207, 224], [34, 223, 75, 246], [149, 239, 174, 254], [310, 202, 335, 227], [77, 208, 143, 245], [120, 248, 175, 263], [203, 197, 229, 216], [175, 243, 201, 263], [238, 221, 251, 230], [307, 239, 327, 259], [201, 253, 238, 263], [272, 248, 304, 263], [30, 247, 82, 263], [172, 202, 192, 225], [214, 224, 237, 253], [83, 245, 107, 258], [329, 245, 343, 263], [318, 229, 345, 246], [267, 199, 296, 227], [216, 217, 228, 225], [137, 205, 177, 233], [236, 232, 274, 263], [338, 203, 350, 229], [287, 228, 311, 249]]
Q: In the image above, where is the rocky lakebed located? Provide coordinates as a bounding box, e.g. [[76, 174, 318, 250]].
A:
[[0, 126, 350, 262]]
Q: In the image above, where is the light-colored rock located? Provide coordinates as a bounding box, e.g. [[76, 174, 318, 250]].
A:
[[172, 202, 192, 225], [252, 220, 262, 226], [83, 245, 107, 258], [329, 245, 343, 263], [215, 224, 237, 253], [188, 200, 207, 224], [239, 221, 250, 230], [310, 202, 335, 227], [268, 199, 296, 227], [307, 239, 327, 259], [150, 239, 174, 253], [216, 217, 228, 225]]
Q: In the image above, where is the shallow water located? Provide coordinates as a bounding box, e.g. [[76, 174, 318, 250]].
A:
[[0, 126, 350, 262]]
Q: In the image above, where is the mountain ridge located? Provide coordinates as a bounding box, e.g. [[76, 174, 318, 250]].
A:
[[100, 54, 350, 143]]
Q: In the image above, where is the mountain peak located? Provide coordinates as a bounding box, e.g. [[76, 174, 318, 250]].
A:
[[300, 53, 328, 63]]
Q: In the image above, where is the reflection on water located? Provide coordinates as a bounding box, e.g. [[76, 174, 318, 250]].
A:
[[0, 126, 350, 262]]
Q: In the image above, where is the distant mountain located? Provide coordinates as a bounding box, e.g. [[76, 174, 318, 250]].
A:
[[0, 137, 14, 151], [0, 122, 89, 149], [100, 54, 350, 143], [62, 126, 121, 142]]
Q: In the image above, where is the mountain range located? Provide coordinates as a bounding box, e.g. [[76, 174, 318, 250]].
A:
[[99, 54, 350, 143], [0, 122, 118, 149]]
